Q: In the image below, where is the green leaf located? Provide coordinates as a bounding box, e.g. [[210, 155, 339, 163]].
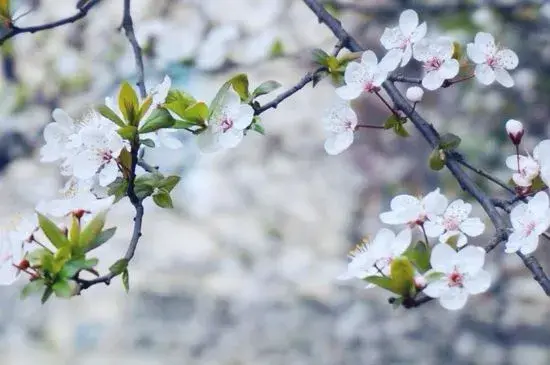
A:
[[122, 269, 130, 293], [404, 242, 431, 273], [390, 257, 415, 297], [311, 48, 330, 67], [439, 133, 461, 151], [429, 148, 446, 171], [140, 138, 156, 148], [158, 176, 181, 192], [208, 81, 231, 119], [229, 73, 250, 101], [41, 286, 54, 305], [117, 125, 138, 141], [59, 258, 99, 279], [68, 214, 80, 245], [52, 279, 74, 298], [0, 0, 10, 21], [79, 210, 108, 249], [165, 90, 197, 119], [182, 102, 209, 124], [252, 80, 282, 98], [270, 39, 284, 58], [85, 227, 117, 253], [393, 122, 409, 137], [27, 248, 51, 267], [530, 175, 547, 192], [134, 182, 155, 200], [109, 258, 129, 275], [97, 104, 125, 127], [118, 81, 139, 125], [326, 56, 339, 73], [38, 213, 70, 249], [440, 233, 460, 249], [20, 279, 46, 300], [152, 190, 173, 208], [138, 108, 175, 133], [137, 95, 153, 123], [364, 276, 401, 294], [384, 115, 400, 129]]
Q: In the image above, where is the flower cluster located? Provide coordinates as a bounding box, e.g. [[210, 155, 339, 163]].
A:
[[322, 9, 518, 156]]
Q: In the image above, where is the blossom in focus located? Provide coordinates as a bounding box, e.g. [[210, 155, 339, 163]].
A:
[[467, 32, 518, 87], [197, 89, 254, 153], [40, 108, 80, 163], [423, 244, 491, 310], [338, 228, 412, 282], [322, 100, 357, 155], [413, 38, 460, 90], [505, 119, 524, 145], [505, 191, 550, 255], [380, 9, 427, 67], [424, 199, 485, 247], [335, 50, 400, 100], [379, 188, 448, 227]]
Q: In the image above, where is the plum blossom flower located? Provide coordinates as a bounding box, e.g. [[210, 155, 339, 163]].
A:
[[36, 178, 114, 218], [424, 199, 485, 247], [423, 244, 491, 310], [322, 100, 357, 155], [413, 38, 460, 90], [68, 115, 125, 186], [197, 89, 254, 153], [0, 229, 25, 286], [338, 228, 411, 283], [379, 188, 448, 227], [40, 108, 80, 163], [335, 50, 400, 100], [380, 9, 427, 67], [505, 140, 550, 187], [467, 32, 518, 87], [505, 191, 550, 255]]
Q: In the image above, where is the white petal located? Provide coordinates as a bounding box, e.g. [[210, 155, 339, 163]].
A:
[[218, 129, 244, 149], [505, 231, 524, 253], [380, 27, 404, 49], [439, 287, 468, 310], [459, 217, 485, 237], [344, 62, 364, 85], [72, 152, 101, 180], [463, 270, 491, 294], [412, 39, 430, 61], [391, 228, 412, 255], [456, 245, 485, 274], [496, 49, 518, 70], [379, 49, 402, 72], [474, 32, 496, 54], [430, 243, 457, 273], [519, 236, 539, 255], [379, 211, 406, 225], [324, 131, 354, 155], [335, 84, 363, 100], [424, 220, 445, 238], [475, 64, 496, 85], [494, 68, 514, 88], [466, 43, 486, 64], [540, 164, 550, 188], [401, 45, 412, 67], [391, 194, 420, 211], [528, 192, 549, 218], [98, 162, 119, 187], [423, 279, 447, 298], [233, 104, 254, 129], [439, 59, 460, 79], [505, 154, 531, 170], [158, 131, 183, 149], [360, 50, 378, 68], [423, 188, 448, 216], [509, 203, 529, 230], [445, 199, 472, 221], [422, 71, 444, 91], [197, 130, 221, 153], [399, 9, 419, 36], [534, 140, 550, 163], [410, 22, 427, 43], [52, 108, 74, 129], [439, 231, 467, 247]]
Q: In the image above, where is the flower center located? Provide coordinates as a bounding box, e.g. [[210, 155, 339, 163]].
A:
[[424, 57, 442, 72], [486, 56, 498, 68], [444, 216, 460, 231], [100, 150, 113, 162], [220, 117, 234, 133], [524, 221, 537, 236], [448, 269, 464, 287], [363, 82, 378, 93], [399, 37, 411, 49]]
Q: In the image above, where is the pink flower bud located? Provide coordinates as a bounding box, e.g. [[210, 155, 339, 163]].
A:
[[414, 274, 427, 289], [505, 119, 524, 145], [406, 86, 424, 103]]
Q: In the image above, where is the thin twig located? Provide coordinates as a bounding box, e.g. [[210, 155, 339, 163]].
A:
[[0, 0, 103, 45], [453, 154, 516, 195], [120, 0, 146, 98]]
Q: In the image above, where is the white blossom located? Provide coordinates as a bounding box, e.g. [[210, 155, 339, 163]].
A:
[[379, 188, 448, 227], [335, 50, 399, 100], [380, 9, 427, 67], [338, 228, 411, 283], [505, 119, 524, 145], [467, 32, 518, 87], [406, 86, 424, 102], [197, 89, 254, 153], [413, 38, 460, 90], [40, 108, 80, 163], [0, 229, 25, 286], [424, 199, 485, 247], [505, 140, 550, 187], [424, 244, 491, 310], [322, 100, 357, 155], [505, 191, 550, 255], [9, 214, 39, 244]]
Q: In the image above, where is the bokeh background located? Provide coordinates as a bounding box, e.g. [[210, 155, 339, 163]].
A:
[[0, 0, 550, 364]]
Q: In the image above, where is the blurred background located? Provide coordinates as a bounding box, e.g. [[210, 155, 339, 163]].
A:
[[0, 0, 550, 364]]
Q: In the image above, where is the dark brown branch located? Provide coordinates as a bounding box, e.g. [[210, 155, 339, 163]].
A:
[[0, 0, 103, 45], [301, 0, 550, 301], [120, 0, 146, 98]]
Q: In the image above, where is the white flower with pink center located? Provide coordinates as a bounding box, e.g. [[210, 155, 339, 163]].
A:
[[505, 139, 550, 188], [197, 89, 254, 153], [379, 188, 448, 227], [505, 191, 550, 255], [338, 228, 411, 284], [467, 32, 518, 87], [335, 50, 400, 100], [380, 9, 427, 67], [424, 199, 485, 247], [413, 38, 460, 90], [423, 244, 491, 310], [322, 100, 358, 155]]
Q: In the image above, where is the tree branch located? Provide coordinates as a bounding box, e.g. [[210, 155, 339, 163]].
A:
[[301, 0, 550, 300], [0, 0, 103, 45], [120, 0, 146, 98]]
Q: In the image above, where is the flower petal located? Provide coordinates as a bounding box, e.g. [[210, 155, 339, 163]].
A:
[[423, 188, 448, 216], [474, 32, 496, 55], [423, 278, 447, 298], [391, 228, 412, 255], [379, 49, 402, 72], [439, 287, 468, 310], [410, 22, 427, 43], [459, 217, 485, 237], [496, 49, 518, 70], [380, 27, 403, 49], [424, 220, 445, 238], [456, 245, 485, 274], [528, 192, 549, 218], [361, 50, 378, 68], [197, 130, 221, 153], [218, 129, 244, 149], [430, 243, 457, 273], [233, 104, 254, 129], [494, 68, 514, 88], [466, 43, 485, 64], [475, 63, 496, 85], [422, 71, 444, 90], [335, 84, 363, 100], [445, 199, 472, 221], [324, 131, 354, 155], [439, 59, 460, 79], [464, 270, 491, 294], [399, 9, 419, 36]]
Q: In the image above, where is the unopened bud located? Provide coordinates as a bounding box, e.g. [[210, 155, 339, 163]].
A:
[[406, 86, 424, 103], [414, 275, 427, 289], [18, 259, 30, 270], [506, 119, 524, 145]]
